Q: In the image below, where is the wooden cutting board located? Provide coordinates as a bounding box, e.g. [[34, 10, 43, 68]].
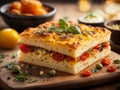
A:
[[0, 48, 120, 90]]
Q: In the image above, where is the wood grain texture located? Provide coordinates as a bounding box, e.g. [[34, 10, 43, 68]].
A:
[[0, 2, 120, 90], [0, 48, 120, 90]]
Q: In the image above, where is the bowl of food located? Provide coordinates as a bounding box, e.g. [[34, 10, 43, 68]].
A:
[[0, 0, 56, 33], [78, 12, 105, 27], [104, 20, 120, 45]]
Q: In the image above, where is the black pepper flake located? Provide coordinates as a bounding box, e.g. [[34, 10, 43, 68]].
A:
[[101, 28, 106, 32], [7, 77, 11, 80], [77, 42, 80, 44]]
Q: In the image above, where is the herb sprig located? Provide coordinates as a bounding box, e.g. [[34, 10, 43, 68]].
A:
[[48, 18, 81, 34], [0, 54, 9, 59], [114, 59, 120, 64], [5, 62, 27, 82]]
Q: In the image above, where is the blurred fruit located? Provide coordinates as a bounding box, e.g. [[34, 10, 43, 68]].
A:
[[0, 28, 19, 49], [21, 0, 43, 15], [78, 0, 91, 12]]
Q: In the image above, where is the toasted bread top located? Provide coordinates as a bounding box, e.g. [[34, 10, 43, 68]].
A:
[[19, 20, 111, 57]]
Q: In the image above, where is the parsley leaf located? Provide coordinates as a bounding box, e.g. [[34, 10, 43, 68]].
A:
[[15, 72, 27, 82], [48, 26, 63, 34], [5, 62, 15, 70], [28, 79, 38, 83], [69, 26, 81, 34], [59, 19, 69, 29], [114, 59, 120, 64], [0, 54, 9, 59]]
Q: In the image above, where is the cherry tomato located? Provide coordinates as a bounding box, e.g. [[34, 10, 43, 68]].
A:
[[81, 70, 92, 77], [69, 57, 76, 61], [107, 66, 116, 72], [52, 52, 66, 61], [80, 52, 90, 61], [94, 44, 101, 50], [104, 42, 109, 48], [101, 57, 111, 66], [19, 44, 32, 53]]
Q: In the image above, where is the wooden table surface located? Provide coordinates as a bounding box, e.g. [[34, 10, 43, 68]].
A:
[[0, 1, 120, 90]]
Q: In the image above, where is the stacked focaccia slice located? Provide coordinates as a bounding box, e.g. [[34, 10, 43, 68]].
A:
[[18, 19, 111, 74]]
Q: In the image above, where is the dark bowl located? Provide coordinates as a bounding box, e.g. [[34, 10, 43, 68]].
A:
[[78, 17, 104, 27], [104, 20, 120, 45], [0, 3, 56, 33]]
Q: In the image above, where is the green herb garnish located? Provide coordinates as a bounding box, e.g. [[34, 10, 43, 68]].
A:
[[59, 18, 69, 29], [96, 63, 103, 70], [91, 68, 100, 73], [5, 62, 15, 70], [99, 43, 105, 51], [41, 70, 57, 78], [41, 73, 52, 78], [48, 18, 81, 35], [15, 72, 27, 82], [69, 26, 81, 34], [11, 54, 16, 59], [28, 79, 38, 83], [49, 70, 56, 76], [117, 66, 120, 69], [0, 60, 3, 63], [25, 64, 32, 70], [0, 54, 9, 59], [114, 59, 120, 64], [48, 26, 63, 34], [12, 65, 21, 73], [24, 64, 31, 75]]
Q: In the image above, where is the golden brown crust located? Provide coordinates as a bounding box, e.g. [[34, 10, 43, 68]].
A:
[[19, 20, 111, 57]]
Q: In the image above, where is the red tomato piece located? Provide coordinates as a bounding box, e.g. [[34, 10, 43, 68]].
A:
[[107, 66, 116, 72], [94, 44, 101, 50], [101, 57, 111, 66], [69, 57, 76, 61], [19, 44, 32, 53], [80, 52, 90, 61], [52, 52, 66, 61], [81, 70, 92, 77], [104, 42, 109, 48]]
